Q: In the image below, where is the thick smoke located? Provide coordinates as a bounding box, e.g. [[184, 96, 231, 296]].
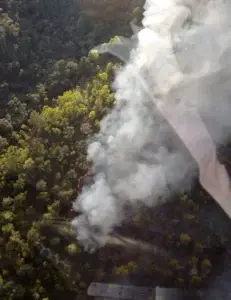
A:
[[72, 0, 231, 251]]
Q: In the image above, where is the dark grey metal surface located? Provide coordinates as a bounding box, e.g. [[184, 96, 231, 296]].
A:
[[88, 282, 155, 300], [87, 283, 200, 300]]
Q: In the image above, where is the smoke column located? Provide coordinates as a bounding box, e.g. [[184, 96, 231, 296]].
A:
[[72, 0, 231, 251]]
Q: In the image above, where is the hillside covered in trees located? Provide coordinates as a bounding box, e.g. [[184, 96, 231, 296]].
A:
[[1, 1, 231, 300]]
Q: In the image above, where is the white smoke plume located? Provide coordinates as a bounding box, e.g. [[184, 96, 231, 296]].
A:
[[72, 0, 231, 251]]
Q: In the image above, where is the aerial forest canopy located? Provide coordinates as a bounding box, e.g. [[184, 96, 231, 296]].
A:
[[0, 0, 231, 300]]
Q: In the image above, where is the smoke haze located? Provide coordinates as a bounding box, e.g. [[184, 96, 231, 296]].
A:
[[72, 0, 231, 251]]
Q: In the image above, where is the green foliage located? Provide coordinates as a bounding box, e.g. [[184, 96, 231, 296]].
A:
[[109, 35, 120, 44], [180, 233, 192, 246], [0, 50, 117, 298], [201, 259, 212, 269], [0, 0, 130, 126], [191, 275, 202, 284], [132, 7, 143, 24], [88, 50, 100, 62], [113, 261, 137, 276], [170, 258, 180, 268], [66, 243, 81, 255], [114, 265, 129, 276]]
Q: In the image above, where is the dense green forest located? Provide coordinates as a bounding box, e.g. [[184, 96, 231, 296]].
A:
[[0, 0, 231, 299]]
